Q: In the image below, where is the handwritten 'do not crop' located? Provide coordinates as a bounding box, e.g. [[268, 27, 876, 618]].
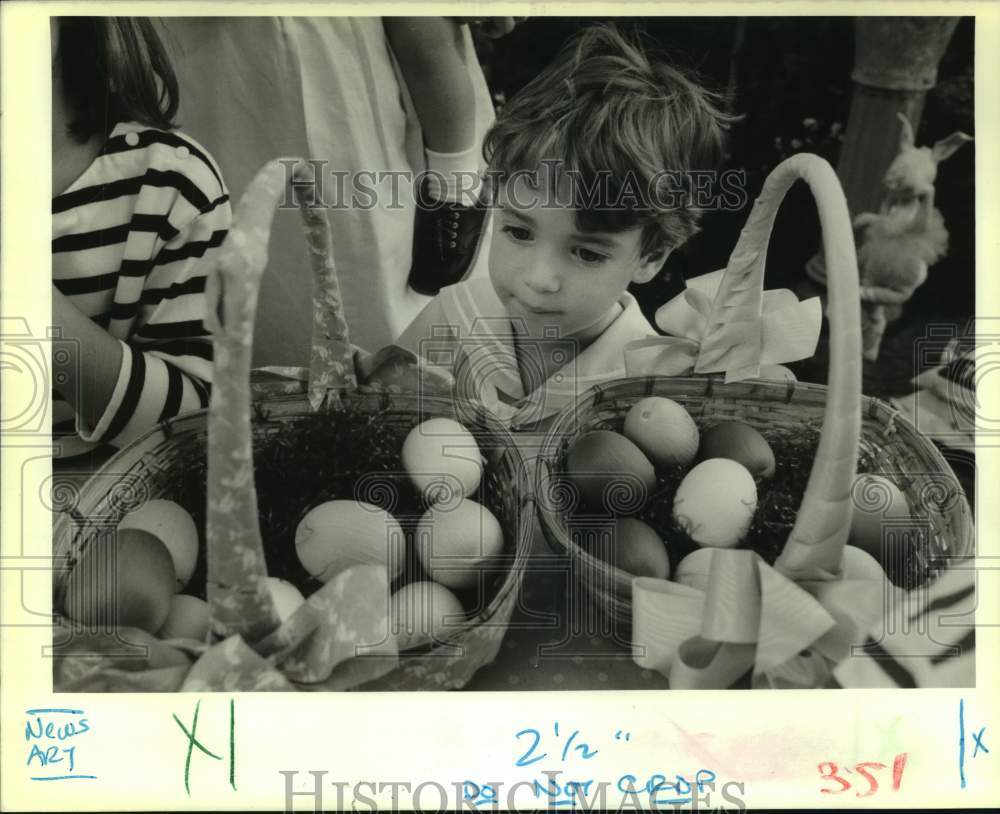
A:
[[24, 708, 95, 781]]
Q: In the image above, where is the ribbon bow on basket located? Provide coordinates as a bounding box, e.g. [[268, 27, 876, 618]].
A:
[[626, 154, 871, 689], [624, 269, 822, 383]]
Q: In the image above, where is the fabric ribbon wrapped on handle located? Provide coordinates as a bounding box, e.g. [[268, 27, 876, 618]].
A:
[[624, 269, 822, 382]]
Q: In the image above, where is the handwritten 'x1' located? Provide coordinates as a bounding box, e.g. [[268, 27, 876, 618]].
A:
[[172, 699, 236, 795]]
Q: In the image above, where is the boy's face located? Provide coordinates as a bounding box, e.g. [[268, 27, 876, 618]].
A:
[[488, 172, 664, 342]]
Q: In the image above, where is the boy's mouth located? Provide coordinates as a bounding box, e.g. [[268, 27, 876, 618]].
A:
[[511, 295, 560, 316]]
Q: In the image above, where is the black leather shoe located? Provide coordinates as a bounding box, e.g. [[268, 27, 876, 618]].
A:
[[408, 180, 488, 296]]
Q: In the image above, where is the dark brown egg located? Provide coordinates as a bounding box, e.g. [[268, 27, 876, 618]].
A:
[[605, 518, 671, 579], [698, 421, 776, 479], [63, 527, 176, 634], [565, 430, 657, 514]]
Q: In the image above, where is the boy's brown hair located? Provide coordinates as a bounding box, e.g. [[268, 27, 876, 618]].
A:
[[483, 24, 738, 258]]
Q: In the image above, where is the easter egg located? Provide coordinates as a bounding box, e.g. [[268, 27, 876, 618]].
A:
[[673, 458, 757, 548], [622, 396, 700, 468], [391, 581, 465, 651], [158, 594, 210, 642], [118, 499, 199, 591], [63, 527, 176, 634], [849, 474, 911, 564], [594, 517, 670, 579], [565, 431, 656, 514], [416, 499, 504, 590], [840, 545, 887, 581], [265, 577, 306, 622], [402, 418, 482, 505], [295, 500, 405, 582], [673, 547, 716, 592], [698, 421, 776, 479]]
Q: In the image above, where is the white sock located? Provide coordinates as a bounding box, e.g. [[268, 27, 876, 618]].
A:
[[424, 144, 482, 206]]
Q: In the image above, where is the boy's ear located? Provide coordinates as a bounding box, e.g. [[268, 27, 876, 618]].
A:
[[633, 247, 671, 284]]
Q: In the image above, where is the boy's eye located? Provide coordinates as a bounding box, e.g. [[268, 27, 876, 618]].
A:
[[574, 247, 609, 265], [502, 225, 532, 242]]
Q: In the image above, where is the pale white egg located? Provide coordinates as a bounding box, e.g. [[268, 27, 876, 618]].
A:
[[402, 418, 482, 505], [672, 458, 757, 548], [622, 396, 700, 468], [158, 594, 210, 642], [415, 499, 504, 590], [295, 500, 404, 582], [673, 547, 717, 591], [390, 581, 465, 651], [118, 499, 199, 591], [840, 545, 887, 581], [265, 577, 306, 622]]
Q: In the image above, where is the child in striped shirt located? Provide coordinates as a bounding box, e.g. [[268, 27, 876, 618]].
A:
[[52, 17, 231, 460]]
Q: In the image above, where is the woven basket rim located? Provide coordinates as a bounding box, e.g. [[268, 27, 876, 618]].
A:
[[534, 374, 975, 590]]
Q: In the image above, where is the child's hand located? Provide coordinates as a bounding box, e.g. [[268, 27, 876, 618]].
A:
[[51, 285, 124, 431]]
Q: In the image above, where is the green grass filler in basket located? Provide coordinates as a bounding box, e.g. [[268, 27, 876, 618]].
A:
[[52, 159, 533, 692]]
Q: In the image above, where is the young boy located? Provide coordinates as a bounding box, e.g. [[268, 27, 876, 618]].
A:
[[395, 25, 735, 427]]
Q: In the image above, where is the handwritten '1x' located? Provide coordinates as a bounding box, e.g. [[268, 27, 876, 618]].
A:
[[172, 698, 236, 795]]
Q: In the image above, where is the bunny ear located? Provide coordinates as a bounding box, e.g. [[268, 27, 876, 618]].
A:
[[896, 113, 915, 150], [932, 131, 974, 163]]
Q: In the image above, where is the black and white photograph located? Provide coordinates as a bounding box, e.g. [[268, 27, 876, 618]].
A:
[[39, 13, 979, 697], [3, 4, 997, 810]]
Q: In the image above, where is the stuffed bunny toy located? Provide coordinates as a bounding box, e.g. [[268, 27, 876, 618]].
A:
[[854, 113, 972, 360]]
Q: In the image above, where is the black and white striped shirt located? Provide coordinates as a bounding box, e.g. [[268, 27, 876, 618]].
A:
[[53, 121, 231, 458]]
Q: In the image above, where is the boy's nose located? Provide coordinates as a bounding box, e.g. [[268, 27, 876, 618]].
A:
[[522, 261, 561, 294]]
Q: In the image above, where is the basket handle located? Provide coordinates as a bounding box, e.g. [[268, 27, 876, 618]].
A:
[[717, 155, 861, 580], [289, 163, 357, 407], [204, 158, 290, 641]]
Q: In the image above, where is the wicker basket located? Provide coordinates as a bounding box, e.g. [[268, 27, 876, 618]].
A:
[[535, 154, 974, 629], [535, 376, 974, 625], [51, 159, 532, 691]]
